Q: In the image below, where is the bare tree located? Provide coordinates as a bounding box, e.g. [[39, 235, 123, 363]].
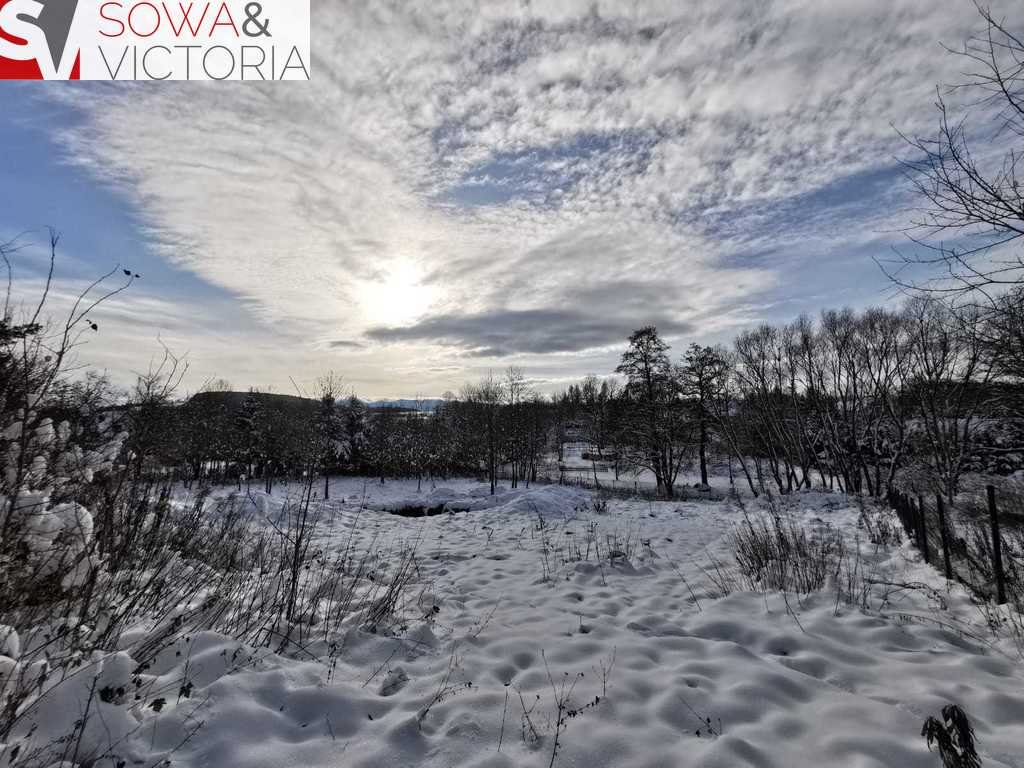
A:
[[124, 343, 188, 481], [504, 366, 529, 488], [980, 283, 1024, 384], [732, 324, 809, 494], [892, 3, 1024, 299], [904, 297, 994, 497], [578, 375, 621, 487], [521, 392, 552, 485], [463, 375, 505, 495], [314, 372, 346, 499]]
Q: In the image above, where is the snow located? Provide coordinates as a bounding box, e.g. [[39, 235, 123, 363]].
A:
[[367, 482, 593, 517], [8, 478, 1024, 767]]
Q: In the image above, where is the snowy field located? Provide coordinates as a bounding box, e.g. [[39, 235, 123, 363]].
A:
[[20, 478, 1024, 768]]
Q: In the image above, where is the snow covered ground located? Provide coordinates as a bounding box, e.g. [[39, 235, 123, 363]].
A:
[[19, 478, 1024, 767]]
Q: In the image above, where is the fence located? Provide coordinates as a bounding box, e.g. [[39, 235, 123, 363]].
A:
[[887, 485, 1018, 605]]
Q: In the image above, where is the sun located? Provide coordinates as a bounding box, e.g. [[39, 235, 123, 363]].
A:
[[359, 259, 437, 327]]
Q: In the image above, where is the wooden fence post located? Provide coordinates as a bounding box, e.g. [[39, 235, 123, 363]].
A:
[[935, 493, 953, 581], [917, 494, 930, 564], [987, 485, 1007, 605]]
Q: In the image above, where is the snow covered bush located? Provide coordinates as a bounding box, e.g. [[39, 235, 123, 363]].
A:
[[0, 240, 175, 765], [1, 408, 125, 588]]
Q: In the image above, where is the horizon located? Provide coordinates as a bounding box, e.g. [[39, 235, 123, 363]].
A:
[[0, 0, 1003, 399]]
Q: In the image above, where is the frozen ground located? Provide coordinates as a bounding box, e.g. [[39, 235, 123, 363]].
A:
[[30, 478, 1024, 767]]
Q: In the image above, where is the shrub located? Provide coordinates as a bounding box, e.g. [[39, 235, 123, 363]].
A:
[[922, 704, 981, 768], [730, 508, 845, 595]]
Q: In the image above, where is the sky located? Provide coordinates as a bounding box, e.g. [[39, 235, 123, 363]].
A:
[[0, 0, 1003, 398]]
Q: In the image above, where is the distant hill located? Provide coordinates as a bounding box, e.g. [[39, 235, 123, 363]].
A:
[[186, 392, 446, 414], [187, 390, 320, 419], [190, 390, 315, 408], [363, 398, 444, 412]]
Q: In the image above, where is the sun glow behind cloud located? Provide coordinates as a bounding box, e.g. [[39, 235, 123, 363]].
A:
[[358, 258, 439, 327], [16, 0, 999, 395]]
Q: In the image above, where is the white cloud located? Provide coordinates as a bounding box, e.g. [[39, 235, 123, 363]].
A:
[[27, 0, 1002, 394]]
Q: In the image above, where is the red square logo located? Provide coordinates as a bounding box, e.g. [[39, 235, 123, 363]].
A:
[[0, 0, 81, 80]]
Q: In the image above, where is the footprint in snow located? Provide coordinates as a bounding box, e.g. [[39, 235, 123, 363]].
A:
[[380, 667, 409, 696]]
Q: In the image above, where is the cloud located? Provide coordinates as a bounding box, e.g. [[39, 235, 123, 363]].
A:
[[367, 307, 694, 356], [22, 0, 1003, 394]]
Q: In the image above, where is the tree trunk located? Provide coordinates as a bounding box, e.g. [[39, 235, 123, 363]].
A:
[[698, 417, 709, 487]]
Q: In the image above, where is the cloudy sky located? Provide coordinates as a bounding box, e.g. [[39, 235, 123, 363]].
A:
[[0, 0, 1001, 397]]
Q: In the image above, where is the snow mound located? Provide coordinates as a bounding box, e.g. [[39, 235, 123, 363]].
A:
[[476, 484, 592, 518]]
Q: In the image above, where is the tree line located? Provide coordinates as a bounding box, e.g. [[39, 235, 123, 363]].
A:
[[92, 292, 1022, 502]]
